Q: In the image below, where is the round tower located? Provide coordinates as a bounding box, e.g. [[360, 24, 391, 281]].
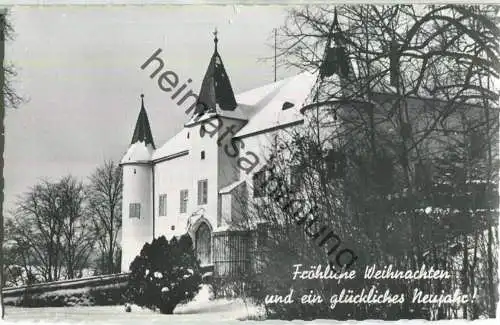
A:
[[120, 94, 155, 272]]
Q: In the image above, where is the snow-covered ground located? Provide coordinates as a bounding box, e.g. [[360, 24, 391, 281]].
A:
[[2, 285, 265, 324], [2, 286, 498, 324]]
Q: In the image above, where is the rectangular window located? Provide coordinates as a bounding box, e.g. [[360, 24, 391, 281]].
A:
[[180, 190, 188, 213], [198, 179, 208, 205], [159, 194, 167, 216], [253, 169, 267, 198], [129, 203, 141, 219]]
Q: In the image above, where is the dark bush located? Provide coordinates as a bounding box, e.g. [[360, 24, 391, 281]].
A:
[[124, 234, 203, 314], [89, 285, 127, 305]]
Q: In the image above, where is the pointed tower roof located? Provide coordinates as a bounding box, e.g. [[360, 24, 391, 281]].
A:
[[121, 95, 155, 165], [194, 29, 238, 116], [131, 94, 155, 149]]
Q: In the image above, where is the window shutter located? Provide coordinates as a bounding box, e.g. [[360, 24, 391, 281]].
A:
[[203, 180, 208, 204], [198, 181, 202, 205], [159, 194, 167, 216], [180, 190, 188, 213], [198, 180, 208, 205], [185, 190, 188, 212]]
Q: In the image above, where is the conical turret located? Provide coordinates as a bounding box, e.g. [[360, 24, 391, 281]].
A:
[[131, 94, 155, 148], [120, 94, 155, 271], [121, 94, 155, 164], [194, 29, 237, 116]]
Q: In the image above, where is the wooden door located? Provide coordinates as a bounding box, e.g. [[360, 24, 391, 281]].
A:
[[195, 223, 211, 265]]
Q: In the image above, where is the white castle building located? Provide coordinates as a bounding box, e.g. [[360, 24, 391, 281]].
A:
[[119, 27, 490, 277], [120, 33, 320, 275]]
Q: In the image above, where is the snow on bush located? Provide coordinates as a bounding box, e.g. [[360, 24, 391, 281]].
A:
[[124, 234, 203, 314]]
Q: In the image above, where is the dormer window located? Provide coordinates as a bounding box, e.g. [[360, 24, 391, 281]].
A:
[[282, 101, 294, 110]]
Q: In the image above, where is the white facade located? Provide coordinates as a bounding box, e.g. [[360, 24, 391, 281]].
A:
[[120, 70, 319, 272]]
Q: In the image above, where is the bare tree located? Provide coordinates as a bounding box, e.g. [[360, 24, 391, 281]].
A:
[[1, 9, 6, 319], [8, 180, 65, 282], [6, 176, 94, 283], [1, 9, 24, 318], [276, 5, 498, 103], [58, 176, 95, 279], [87, 160, 123, 274], [2, 236, 36, 287], [234, 5, 498, 320]]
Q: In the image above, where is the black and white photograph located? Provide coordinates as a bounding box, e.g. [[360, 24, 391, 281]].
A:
[[0, 2, 498, 323]]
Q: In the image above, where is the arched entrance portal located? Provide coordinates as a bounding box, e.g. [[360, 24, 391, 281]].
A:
[[195, 222, 211, 265]]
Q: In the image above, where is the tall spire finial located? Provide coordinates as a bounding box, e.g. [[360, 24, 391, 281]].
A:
[[318, 7, 349, 80], [131, 93, 155, 148], [194, 27, 237, 115], [213, 28, 218, 52]]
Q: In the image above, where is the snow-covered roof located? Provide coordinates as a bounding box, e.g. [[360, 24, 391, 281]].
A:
[[151, 128, 189, 161], [184, 79, 286, 126], [235, 77, 287, 107], [121, 141, 155, 164], [152, 71, 318, 162], [234, 71, 318, 139]]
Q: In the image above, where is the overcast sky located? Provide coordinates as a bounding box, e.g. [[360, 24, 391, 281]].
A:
[[4, 5, 300, 214]]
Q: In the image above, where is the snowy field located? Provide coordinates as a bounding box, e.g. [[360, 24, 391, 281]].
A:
[[3, 303, 259, 324], [1, 286, 498, 324], [2, 307, 498, 325], [1, 285, 265, 324], [2, 305, 498, 325]]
